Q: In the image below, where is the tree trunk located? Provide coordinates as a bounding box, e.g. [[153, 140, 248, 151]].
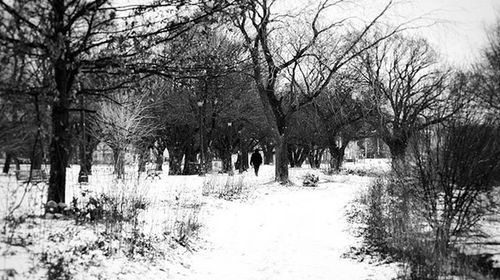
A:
[[183, 143, 198, 175], [386, 138, 408, 172], [288, 144, 309, 168], [204, 149, 213, 172], [263, 145, 274, 165], [3, 152, 12, 174], [112, 147, 125, 179], [48, 102, 70, 203], [241, 146, 249, 171], [78, 134, 96, 182], [275, 135, 289, 183], [329, 144, 347, 171], [154, 146, 164, 171], [137, 147, 148, 173], [31, 145, 43, 170], [308, 148, 324, 169], [168, 146, 184, 175], [221, 150, 232, 173]]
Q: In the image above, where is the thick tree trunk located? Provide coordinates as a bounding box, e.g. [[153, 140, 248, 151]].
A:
[[168, 146, 184, 175], [48, 103, 70, 203], [329, 144, 347, 171], [386, 138, 408, 172], [275, 135, 289, 183]]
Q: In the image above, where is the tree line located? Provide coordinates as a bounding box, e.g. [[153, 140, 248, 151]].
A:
[[1, 0, 499, 203]]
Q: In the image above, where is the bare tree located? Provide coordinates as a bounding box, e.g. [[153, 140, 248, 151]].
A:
[[232, 0, 401, 182], [313, 71, 372, 171], [0, 0, 235, 202], [474, 19, 500, 116], [358, 35, 463, 169], [93, 92, 156, 179]]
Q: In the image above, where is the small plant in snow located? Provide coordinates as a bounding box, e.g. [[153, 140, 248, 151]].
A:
[[202, 176, 246, 200], [303, 173, 319, 187]]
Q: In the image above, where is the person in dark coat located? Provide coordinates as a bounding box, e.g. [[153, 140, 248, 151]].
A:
[[250, 149, 263, 176]]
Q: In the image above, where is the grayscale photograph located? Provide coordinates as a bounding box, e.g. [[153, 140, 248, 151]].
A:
[[1, 0, 500, 279]]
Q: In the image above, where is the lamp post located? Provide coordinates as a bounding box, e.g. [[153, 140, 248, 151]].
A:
[[197, 100, 204, 175], [77, 82, 88, 183], [228, 122, 232, 174], [196, 100, 204, 175]]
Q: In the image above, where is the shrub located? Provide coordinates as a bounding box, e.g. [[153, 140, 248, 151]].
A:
[[302, 173, 319, 187], [202, 176, 246, 200], [349, 119, 500, 279]]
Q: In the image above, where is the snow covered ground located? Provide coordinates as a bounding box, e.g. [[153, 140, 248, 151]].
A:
[[1, 159, 499, 279], [172, 165, 399, 280]]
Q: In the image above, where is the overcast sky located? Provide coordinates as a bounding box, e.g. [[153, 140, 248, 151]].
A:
[[276, 0, 500, 67], [387, 0, 500, 66]]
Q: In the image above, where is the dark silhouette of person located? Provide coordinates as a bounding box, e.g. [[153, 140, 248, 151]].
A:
[[250, 149, 263, 176]]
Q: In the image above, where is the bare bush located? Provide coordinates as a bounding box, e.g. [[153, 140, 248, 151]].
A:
[[202, 176, 247, 200], [349, 119, 500, 279]]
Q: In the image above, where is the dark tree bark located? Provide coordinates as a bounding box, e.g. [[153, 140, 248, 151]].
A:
[[241, 146, 249, 171], [112, 147, 125, 179], [3, 153, 12, 174], [154, 146, 165, 171], [47, 0, 77, 203], [183, 143, 198, 175], [48, 102, 71, 203], [308, 148, 324, 169], [263, 145, 274, 165], [137, 147, 149, 173], [221, 150, 232, 173], [328, 138, 349, 171], [168, 145, 184, 175], [78, 134, 97, 182], [384, 136, 409, 171], [329, 145, 346, 171], [275, 135, 289, 182], [288, 144, 309, 168], [31, 144, 43, 170]]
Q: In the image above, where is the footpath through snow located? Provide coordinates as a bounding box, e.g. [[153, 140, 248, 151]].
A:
[[173, 167, 399, 280]]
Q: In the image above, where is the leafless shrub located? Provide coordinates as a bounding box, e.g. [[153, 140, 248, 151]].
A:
[[202, 176, 246, 200], [349, 119, 500, 279]]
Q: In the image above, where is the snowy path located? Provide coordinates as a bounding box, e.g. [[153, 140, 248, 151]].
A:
[[174, 174, 398, 280]]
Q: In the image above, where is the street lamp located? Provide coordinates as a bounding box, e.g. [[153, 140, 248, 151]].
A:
[[228, 122, 232, 174], [197, 101, 204, 175]]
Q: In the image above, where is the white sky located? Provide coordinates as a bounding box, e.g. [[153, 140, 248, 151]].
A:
[[276, 0, 500, 67], [116, 0, 499, 67], [385, 0, 500, 66]]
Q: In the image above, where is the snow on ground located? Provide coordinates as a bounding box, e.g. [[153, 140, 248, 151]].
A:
[[3, 159, 499, 279], [171, 164, 399, 280]]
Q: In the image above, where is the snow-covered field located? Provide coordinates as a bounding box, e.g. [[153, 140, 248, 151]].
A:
[[172, 165, 399, 280], [1, 159, 499, 279]]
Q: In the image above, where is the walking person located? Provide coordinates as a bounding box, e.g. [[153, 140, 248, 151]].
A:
[[250, 149, 263, 176]]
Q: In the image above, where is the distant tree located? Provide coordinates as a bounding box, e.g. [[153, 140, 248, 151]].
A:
[[0, 0, 234, 202], [314, 71, 371, 171], [358, 36, 463, 169], [474, 19, 500, 117], [93, 91, 156, 179], [233, 0, 402, 182]]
